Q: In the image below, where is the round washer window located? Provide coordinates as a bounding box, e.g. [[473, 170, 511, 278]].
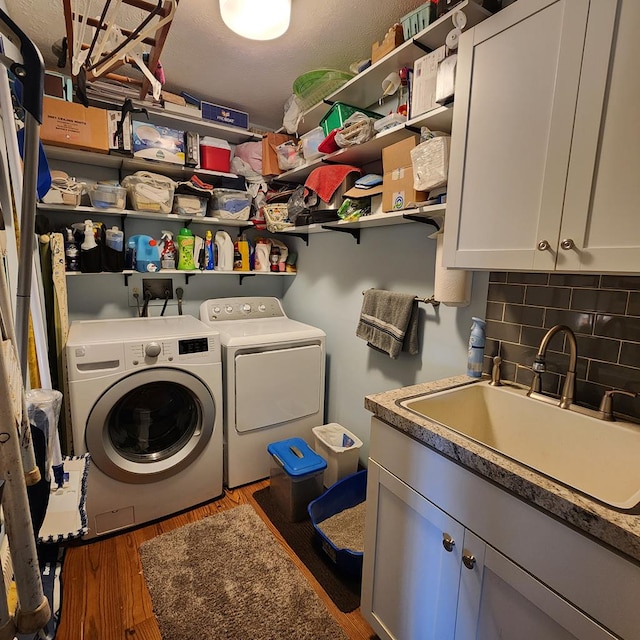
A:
[[108, 381, 200, 463]]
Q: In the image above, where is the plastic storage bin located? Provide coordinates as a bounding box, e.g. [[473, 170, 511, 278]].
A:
[[121, 172, 175, 213], [200, 136, 231, 173], [267, 437, 327, 522], [173, 194, 208, 216], [300, 127, 325, 161], [88, 183, 126, 210], [319, 102, 383, 137], [210, 188, 251, 220], [312, 423, 363, 488], [307, 469, 367, 578]]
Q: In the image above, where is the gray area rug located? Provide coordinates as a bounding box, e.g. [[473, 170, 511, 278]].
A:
[[139, 504, 348, 640]]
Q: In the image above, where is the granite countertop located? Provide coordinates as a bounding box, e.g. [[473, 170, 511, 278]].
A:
[[365, 375, 640, 564]]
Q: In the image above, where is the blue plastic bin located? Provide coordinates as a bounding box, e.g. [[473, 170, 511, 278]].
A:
[[307, 469, 367, 578], [267, 437, 326, 522]]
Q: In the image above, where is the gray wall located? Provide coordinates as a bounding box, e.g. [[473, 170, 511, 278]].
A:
[[281, 223, 489, 462]]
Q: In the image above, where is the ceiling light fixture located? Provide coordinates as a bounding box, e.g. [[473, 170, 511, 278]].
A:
[[219, 0, 291, 41]]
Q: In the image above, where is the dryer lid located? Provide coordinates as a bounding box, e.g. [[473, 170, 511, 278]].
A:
[[213, 317, 325, 346]]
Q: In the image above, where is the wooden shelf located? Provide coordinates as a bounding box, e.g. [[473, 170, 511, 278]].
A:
[[296, 0, 491, 135]]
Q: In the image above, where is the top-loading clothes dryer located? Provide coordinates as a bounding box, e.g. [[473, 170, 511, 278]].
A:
[[66, 315, 223, 539], [199, 297, 325, 488]]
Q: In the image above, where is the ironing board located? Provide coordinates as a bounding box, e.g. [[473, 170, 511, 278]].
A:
[[62, 0, 179, 100]]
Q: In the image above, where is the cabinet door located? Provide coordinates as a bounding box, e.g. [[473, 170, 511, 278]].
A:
[[443, 0, 590, 270], [362, 460, 465, 640], [560, 0, 640, 272], [457, 530, 617, 640]]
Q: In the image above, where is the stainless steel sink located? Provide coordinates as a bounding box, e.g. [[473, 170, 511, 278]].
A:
[[400, 381, 640, 510]]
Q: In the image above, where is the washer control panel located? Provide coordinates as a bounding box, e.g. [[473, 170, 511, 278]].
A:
[[202, 297, 285, 322], [125, 335, 220, 367]]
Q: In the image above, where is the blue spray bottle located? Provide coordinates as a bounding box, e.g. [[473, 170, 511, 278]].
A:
[[205, 229, 215, 270], [467, 317, 486, 378]]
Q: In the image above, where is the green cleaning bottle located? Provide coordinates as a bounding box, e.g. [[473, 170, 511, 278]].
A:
[[177, 227, 196, 270]]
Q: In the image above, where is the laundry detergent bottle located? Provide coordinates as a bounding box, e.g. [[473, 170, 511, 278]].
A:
[[177, 227, 196, 270], [467, 317, 486, 378], [204, 230, 215, 270]]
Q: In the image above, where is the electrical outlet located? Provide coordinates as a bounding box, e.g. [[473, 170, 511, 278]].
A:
[[143, 278, 174, 301]]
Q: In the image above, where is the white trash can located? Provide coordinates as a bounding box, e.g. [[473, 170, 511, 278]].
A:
[[312, 423, 363, 488]]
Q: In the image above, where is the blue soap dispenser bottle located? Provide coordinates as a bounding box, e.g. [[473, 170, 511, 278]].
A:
[[467, 317, 486, 377]]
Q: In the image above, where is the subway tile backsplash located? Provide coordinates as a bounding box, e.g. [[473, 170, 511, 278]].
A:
[[484, 272, 640, 422]]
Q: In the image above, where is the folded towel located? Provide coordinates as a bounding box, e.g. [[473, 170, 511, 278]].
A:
[[304, 164, 361, 203], [356, 289, 419, 359]]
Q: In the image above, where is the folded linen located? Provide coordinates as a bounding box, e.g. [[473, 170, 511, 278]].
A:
[[356, 289, 419, 359]]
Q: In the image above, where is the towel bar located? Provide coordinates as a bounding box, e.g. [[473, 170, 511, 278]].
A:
[[361, 290, 440, 308]]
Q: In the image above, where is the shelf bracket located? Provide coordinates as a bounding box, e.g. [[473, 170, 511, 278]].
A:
[[278, 231, 309, 246], [406, 125, 422, 135], [239, 274, 255, 285], [185, 272, 197, 284], [402, 214, 441, 232], [412, 38, 431, 54], [322, 225, 360, 244], [123, 273, 130, 287]]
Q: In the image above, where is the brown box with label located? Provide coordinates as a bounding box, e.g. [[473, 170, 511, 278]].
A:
[[262, 132, 296, 176], [41, 97, 110, 154], [382, 135, 428, 212]]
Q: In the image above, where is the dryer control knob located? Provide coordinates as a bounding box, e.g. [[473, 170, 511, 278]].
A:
[[225, 305, 234, 313], [258, 304, 266, 312], [145, 342, 162, 358], [241, 303, 251, 313]]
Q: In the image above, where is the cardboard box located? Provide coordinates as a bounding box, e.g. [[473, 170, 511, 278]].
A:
[[372, 24, 404, 64], [41, 97, 109, 154], [131, 120, 185, 165], [382, 135, 429, 212], [201, 101, 249, 129], [410, 46, 446, 119], [262, 132, 296, 176]]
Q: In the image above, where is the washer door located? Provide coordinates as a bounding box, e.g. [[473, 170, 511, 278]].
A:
[[86, 368, 215, 483]]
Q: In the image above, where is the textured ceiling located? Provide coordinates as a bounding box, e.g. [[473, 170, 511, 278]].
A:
[[5, 0, 422, 130]]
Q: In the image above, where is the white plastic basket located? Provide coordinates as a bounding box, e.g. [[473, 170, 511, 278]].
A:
[[312, 423, 363, 488]]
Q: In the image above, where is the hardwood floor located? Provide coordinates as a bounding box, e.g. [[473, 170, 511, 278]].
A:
[[57, 479, 377, 639]]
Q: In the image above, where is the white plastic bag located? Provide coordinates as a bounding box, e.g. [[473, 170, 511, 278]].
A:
[[410, 134, 451, 191]]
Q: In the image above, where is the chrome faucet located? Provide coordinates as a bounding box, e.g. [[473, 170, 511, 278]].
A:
[[527, 325, 577, 409]]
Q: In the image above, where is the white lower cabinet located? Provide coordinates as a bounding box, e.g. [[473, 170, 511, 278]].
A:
[[362, 418, 639, 640]]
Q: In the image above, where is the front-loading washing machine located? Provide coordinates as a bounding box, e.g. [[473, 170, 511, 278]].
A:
[[66, 315, 223, 539], [200, 297, 325, 488]]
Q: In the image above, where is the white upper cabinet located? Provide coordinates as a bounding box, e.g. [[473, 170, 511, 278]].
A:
[[444, 0, 639, 273]]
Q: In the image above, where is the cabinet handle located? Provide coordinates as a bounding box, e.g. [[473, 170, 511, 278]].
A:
[[442, 533, 455, 552], [462, 552, 476, 570], [537, 240, 550, 251], [560, 238, 575, 250]]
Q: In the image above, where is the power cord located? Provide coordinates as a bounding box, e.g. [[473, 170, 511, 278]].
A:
[[160, 289, 170, 316], [133, 291, 141, 317], [141, 290, 152, 317], [176, 287, 184, 316]]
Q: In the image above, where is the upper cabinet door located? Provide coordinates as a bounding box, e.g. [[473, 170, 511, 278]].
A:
[[443, 0, 590, 270], [560, 0, 639, 272]]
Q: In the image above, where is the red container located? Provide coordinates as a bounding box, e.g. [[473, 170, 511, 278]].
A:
[[200, 136, 231, 172]]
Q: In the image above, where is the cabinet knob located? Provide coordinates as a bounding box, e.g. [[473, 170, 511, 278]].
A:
[[560, 238, 575, 250], [537, 240, 550, 251], [462, 552, 477, 570], [442, 533, 455, 552]]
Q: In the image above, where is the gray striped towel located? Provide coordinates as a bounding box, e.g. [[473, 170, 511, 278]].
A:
[[356, 289, 419, 359]]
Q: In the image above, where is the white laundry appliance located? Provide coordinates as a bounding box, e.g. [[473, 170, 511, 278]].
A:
[[199, 297, 325, 488], [66, 315, 223, 539]]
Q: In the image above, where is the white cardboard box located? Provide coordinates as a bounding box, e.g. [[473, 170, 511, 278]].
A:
[[410, 46, 446, 119]]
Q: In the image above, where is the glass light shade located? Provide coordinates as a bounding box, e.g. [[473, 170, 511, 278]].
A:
[[220, 0, 291, 41]]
